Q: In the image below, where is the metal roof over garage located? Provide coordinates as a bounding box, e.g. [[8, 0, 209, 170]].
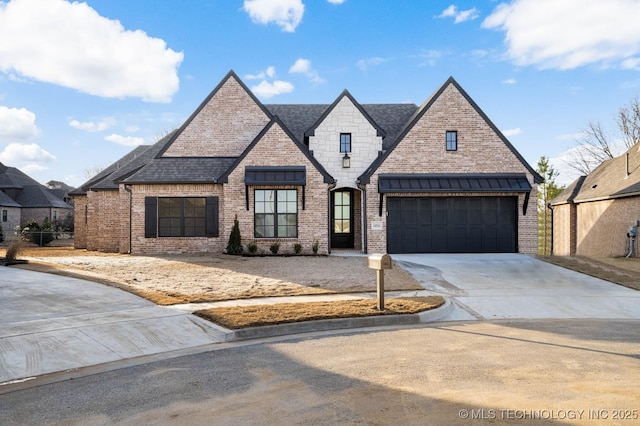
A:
[[378, 173, 532, 193]]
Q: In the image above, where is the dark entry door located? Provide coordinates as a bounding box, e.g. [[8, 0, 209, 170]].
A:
[[387, 196, 517, 253], [331, 190, 354, 248]]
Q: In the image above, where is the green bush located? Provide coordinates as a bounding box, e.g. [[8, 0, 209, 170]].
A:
[[312, 239, 319, 254], [226, 215, 243, 255], [270, 242, 280, 254], [293, 243, 303, 254], [247, 241, 258, 254], [21, 218, 55, 246]]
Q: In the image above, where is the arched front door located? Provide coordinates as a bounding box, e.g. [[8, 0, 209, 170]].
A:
[[331, 189, 354, 248]]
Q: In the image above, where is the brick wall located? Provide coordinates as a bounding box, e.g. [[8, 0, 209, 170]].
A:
[[162, 76, 270, 158], [575, 198, 640, 257], [1, 207, 20, 241], [366, 83, 538, 254], [85, 190, 121, 252], [73, 195, 87, 248], [129, 184, 225, 255], [225, 122, 330, 255], [551, 203, 575, 256]]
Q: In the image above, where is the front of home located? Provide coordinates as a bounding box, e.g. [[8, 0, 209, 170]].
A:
[[72, 71, 541, 255]]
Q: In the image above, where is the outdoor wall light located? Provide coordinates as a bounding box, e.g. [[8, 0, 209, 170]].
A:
[[342, 152, 351, 168]]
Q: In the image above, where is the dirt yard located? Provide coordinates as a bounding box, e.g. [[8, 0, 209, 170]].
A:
[[1, 246, 423, 305]]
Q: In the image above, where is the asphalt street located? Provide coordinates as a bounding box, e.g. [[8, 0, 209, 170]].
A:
[[1, 319, 639, 425]]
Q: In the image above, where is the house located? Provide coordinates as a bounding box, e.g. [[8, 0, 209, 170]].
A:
[[0, 162, 73, 240], [550, 143, 640, 257], [72, 70, 541, 255]]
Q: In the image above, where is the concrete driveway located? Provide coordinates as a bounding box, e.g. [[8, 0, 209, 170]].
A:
[[393, 253, 640, 321], [0, 268, 227, 384]]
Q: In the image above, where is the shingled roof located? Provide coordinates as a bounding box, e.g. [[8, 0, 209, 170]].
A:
[[551, 142, 640, 205], [0, 162, 71, 209]]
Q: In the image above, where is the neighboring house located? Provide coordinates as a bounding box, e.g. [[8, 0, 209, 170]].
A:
[[45, 180, 75, 207], [72, 70, 541, 255], [550, 143, 640, 257], [0, 162, 73, 240]]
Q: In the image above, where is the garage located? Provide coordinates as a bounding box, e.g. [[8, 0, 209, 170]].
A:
[[387, 196, 517, 253], [379, 174, 532, 254]]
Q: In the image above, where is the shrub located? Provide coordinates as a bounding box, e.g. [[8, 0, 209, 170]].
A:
[[21, 218, 55, 246], [312, 239, 319, 254], [270, 242, 280, 254], [0, 223, 4, 243], [293, 243, 303, 254], [247, 241, 258, 254], [5, 240, 23, 262], [226, 215, 243, 255]]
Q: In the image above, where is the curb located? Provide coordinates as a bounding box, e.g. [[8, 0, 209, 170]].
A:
[[217, 298, 453, 341]]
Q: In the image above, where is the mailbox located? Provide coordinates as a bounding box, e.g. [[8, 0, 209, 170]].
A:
[[368, 253, 392, 270]]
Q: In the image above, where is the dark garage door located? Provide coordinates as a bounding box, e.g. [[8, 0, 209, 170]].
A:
[[387, 197, 517, 253]]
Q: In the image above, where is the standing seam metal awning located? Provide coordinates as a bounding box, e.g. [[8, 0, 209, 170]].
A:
[[244, 166, 307, 210], [377, 173, 532, 215], [244, 166, 306, 185]]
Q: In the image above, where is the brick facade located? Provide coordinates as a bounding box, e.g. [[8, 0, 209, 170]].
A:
[[162, 76, 270, 158], [365, 83, 538, 254], [75, 72, 539, 255]]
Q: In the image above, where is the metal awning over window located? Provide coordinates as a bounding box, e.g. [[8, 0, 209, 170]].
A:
[[244, 166, 307, 210], [244, 166, 306, 186], [378, 173, 531, 193], [377, 173, 532, 215]]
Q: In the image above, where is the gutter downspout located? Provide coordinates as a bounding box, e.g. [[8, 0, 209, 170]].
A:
[[124, 184, 133, 254], [357, 181, 367, 254], [327, 182, 337, 254]]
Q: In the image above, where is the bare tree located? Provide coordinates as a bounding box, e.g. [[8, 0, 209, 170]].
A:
[[84, 165, 105, 179], [568, 97, 640, 175]]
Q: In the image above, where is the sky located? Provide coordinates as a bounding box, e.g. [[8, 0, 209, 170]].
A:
[[2, 0, 640, 188]]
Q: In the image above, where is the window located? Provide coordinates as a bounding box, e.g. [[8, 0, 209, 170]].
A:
[[158, 197, 206, 237], [340, 133, 351, 153], [2, 209, 7, 222], [255, 189, 297, 238], [446, 131, 457, 151]]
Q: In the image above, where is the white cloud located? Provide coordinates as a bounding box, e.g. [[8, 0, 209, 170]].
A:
[[243, 0, 304, 32], [0, 0, 183, 102], [251, 80, 294, 98], [502, 127, 521, 137], [503, 78, 517, 85], [357, 57, 388, 71], [104, 133, 146, 147], [245, 66, 277, 80], [437, 5, 479, 23], [289, 58, 324, 84], [0, 142, 55, 165], [417, 50, 445, 67], [69, 119, 112, 132], [327, 0, 345, 4], [0, 106, 39, 144], [482, 0, 640, 71]]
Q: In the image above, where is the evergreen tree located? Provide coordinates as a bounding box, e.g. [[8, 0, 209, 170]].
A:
[[226, 215, 243, 255], [0, 223, 5, 243], [537, 156, 564, 255]]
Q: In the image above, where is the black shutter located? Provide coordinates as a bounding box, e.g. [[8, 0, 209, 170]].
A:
[[144, 197, 157, 238], [206, 196, 219, 237]]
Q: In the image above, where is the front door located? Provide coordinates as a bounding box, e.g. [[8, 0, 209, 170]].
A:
[[331, 189, 354, 248]]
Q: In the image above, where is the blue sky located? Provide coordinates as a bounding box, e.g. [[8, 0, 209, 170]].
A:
[[2, 0, 640, 188]]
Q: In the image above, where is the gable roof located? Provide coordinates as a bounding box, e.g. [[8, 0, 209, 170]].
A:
[[219, 116, 334, 184], [71, 133, 175, 194], [0, 161, 71, 208], [551, 142, 640, 205], [304, 90, 387, 139], [157, 70, 273, 157], [358, 77, 543, 184]]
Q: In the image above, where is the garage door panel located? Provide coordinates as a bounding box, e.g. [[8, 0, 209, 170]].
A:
[[387, 196, 517, 253]]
